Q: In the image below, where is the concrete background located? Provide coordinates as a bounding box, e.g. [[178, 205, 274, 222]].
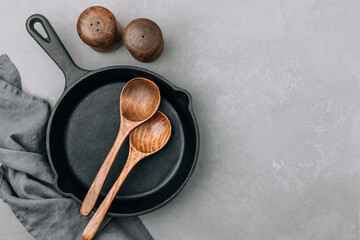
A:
[[1, 0, 360, 239]]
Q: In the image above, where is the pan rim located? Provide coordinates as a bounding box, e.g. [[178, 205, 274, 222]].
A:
[[46, 65, 200, 217]]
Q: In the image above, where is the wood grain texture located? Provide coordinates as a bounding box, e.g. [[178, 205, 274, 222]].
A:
[[82, 111, 171, 240], [77, 6, 122, 53], [130, 111, 172, 154], [120, 78, 161, 122], [124, 18, 164, 62], [80, 78, 160, 216], [79, 118, 134, 216]]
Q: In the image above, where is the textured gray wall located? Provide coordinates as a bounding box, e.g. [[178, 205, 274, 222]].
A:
[[0, 0, 359, 239]]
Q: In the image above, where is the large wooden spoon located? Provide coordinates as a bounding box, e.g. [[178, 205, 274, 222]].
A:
[[80, 77, 160, 216], [82, 111, 171, 240]]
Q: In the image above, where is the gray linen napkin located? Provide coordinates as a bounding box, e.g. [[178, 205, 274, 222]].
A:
[[0, 54, 153, 240]]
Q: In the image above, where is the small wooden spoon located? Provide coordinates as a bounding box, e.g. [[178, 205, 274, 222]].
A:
[[80, 77, 160, 216], [82, 111, 171, 240]]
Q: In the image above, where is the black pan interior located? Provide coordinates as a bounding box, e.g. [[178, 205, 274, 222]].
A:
[[48, 67, 197, 215]]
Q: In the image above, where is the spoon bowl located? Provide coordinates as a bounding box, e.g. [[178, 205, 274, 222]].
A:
[[130, 111, 171, 154], [120, 78, 160, 122]]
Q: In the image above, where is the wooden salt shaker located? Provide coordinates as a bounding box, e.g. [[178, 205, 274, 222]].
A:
[[124, 18, 164, 62], [77, 6, 122, 53]]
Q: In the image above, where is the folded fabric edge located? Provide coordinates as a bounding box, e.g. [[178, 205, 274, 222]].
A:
[[132, 217, 154, 240], [0, 79, 49, 106], [0, 54, 22, 90]]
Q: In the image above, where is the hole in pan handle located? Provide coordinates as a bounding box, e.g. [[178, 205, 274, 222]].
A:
[[26, 14, 89, 89]]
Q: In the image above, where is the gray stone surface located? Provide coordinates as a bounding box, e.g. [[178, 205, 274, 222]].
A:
[[1, 0, 360, 239]]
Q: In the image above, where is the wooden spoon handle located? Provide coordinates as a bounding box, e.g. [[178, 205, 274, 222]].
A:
[[82, 154, 141, 240], [80, 123, 131, 216]]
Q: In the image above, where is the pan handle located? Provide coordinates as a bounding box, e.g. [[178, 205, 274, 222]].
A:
[[26, 14, 89, 89]]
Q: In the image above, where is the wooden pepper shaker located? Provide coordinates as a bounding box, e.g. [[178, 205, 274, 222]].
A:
[[77, 6, 122, 53], [124, 18, 164, 62]]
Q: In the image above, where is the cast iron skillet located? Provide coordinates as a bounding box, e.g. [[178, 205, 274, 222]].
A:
[[26, 14, 199, 217]]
